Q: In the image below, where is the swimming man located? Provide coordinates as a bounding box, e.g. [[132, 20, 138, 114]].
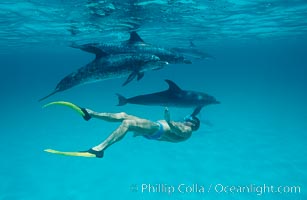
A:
[[44, 101, 200, 158]]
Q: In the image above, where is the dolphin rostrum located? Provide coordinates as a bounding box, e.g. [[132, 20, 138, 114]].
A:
[[39, 54, 167, 102], [71, 31, 191, 64], [116, 79, 220, 114]]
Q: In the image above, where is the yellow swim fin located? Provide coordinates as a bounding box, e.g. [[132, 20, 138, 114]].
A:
[[43, 101, 91, 121], [44, 148, 104, 158]]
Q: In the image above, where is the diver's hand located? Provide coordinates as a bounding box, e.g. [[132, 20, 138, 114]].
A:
[[164, 107, 170, 122]]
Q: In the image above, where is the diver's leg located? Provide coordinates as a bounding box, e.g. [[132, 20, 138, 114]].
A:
[[44, 118, 160, 158], [85, 109, 139, 122], [91, 119, 159, 153], [45, 120, 135, 158], [42, 101, 139, 122]]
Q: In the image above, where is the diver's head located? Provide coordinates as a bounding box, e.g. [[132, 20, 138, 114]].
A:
[[184, 115, 200, 131]]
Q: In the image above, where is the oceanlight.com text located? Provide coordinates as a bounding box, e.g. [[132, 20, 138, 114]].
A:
[[214, 184, 301, 196], [131, 183, 301, 196]]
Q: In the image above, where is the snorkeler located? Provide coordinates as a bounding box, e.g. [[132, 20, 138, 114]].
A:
[[43, 101, 201, 158]]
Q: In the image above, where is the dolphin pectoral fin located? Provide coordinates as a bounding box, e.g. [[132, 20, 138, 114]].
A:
[[137, 72, 144, 81], [122, 72, 137, 86], [38, 89, 59, 102]]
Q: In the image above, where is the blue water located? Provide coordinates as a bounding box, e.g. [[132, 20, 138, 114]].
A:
[[0, 1, 306, 200]]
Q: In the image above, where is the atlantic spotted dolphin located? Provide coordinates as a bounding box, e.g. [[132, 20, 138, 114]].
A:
[[71, 31, 191, 64], [171, 41, 215, 60], [39, 54, 167, 101], [116, 80, 220, 114]]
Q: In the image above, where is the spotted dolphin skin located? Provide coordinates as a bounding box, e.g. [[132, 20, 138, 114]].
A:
[[39, 54, 167, 102], [116, 79, 220, 114], [71, 31, 191, 64]]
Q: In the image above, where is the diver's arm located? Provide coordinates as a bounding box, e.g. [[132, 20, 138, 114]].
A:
[[168, 121, 192, 137], [164, 107, 171, 122], [164, 108, 192, 137]]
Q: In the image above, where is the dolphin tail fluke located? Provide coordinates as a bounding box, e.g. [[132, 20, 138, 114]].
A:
[[38, 89, 59, 102], [116, 93, 128, 106]]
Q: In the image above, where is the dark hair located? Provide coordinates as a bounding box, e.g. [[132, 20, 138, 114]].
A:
[[185, 116, 200, 131]]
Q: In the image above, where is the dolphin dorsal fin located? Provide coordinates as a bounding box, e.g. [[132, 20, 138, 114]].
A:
[[128, 31, 144, 44], [165, 80, 182, 92]]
